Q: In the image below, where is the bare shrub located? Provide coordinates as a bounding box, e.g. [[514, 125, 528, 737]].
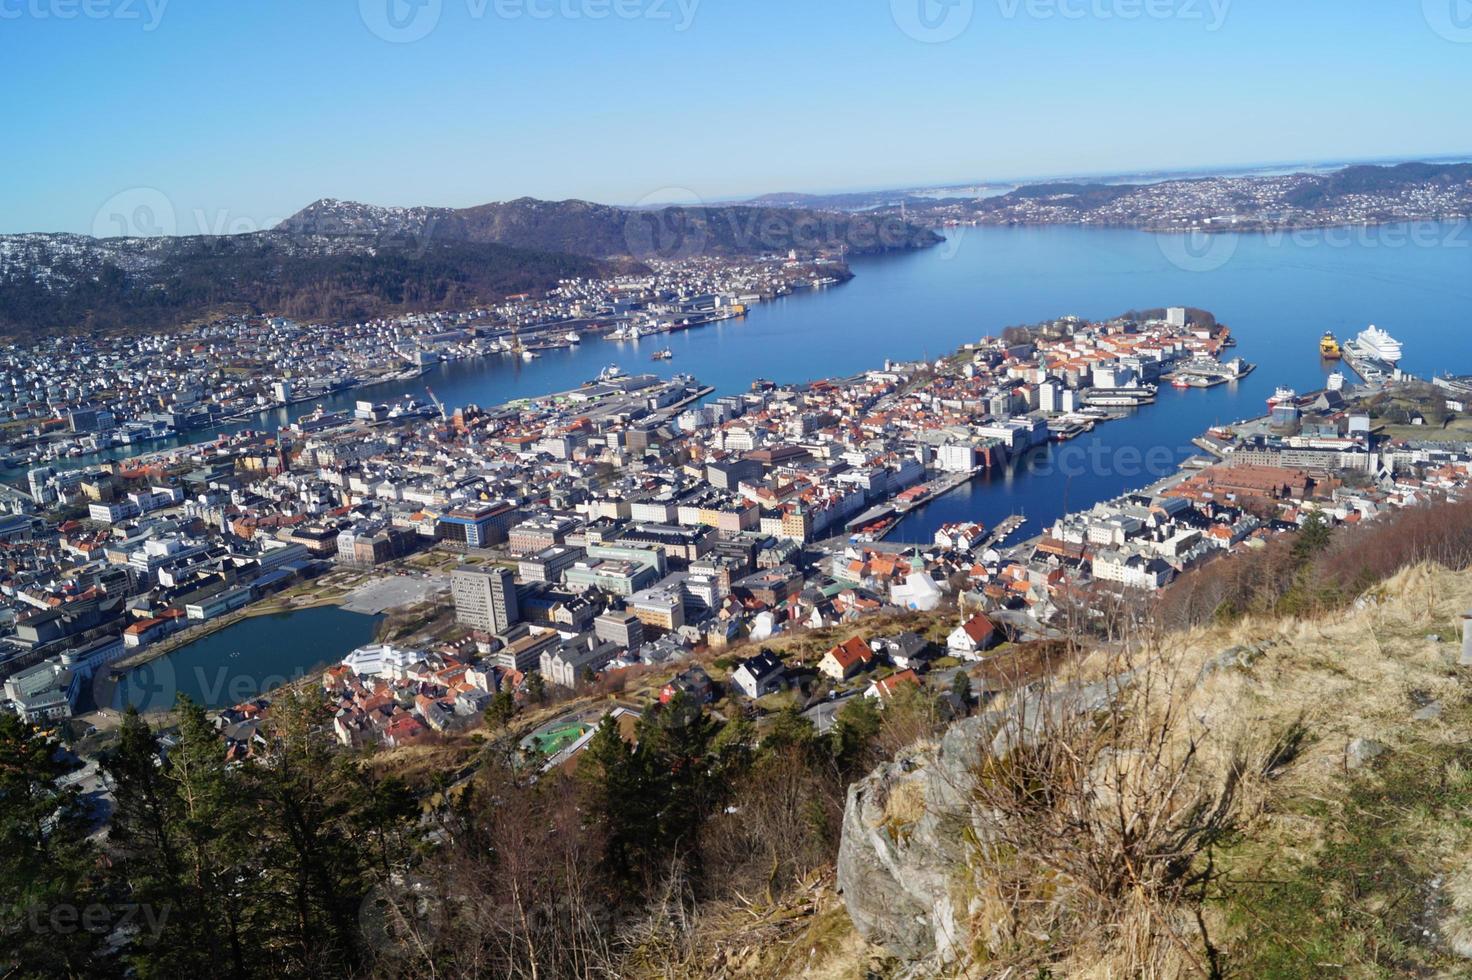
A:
[[963, 646, 1254, 976]]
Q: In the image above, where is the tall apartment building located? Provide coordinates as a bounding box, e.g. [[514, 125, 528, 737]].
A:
[[452, 565, 520, 633]]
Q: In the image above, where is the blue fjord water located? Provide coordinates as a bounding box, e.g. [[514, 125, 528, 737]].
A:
[[105, 223, 1472, 706]]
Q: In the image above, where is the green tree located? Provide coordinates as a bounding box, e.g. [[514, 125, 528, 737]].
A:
[[951, 670, 973, 706], [244, 690, 372, 976], [1293, 510, 1332, 563], [762, 706, 818, 754], [483, 690, 516, 729], [0, 713, 101, 978], [831, 696, 881, 772], [578, 714, 643, 885], [525, 671, 546, 705]]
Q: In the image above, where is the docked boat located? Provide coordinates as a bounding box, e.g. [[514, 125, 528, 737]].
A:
[[597, 364, 625, 383], [1267, 385, 1297, 409], [521, 350, 539, 361], [564, 331, 581, 344], [1353, 324, 1403, 364], [1319, 331, 1342, 359], [1171, 376, 1193, 389], [651, 348, 673, 361]]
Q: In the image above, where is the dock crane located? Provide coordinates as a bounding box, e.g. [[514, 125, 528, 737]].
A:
[[424, 386, 448, 423]]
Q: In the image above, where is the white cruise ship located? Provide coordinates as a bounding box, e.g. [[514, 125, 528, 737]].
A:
[[1354, 325, 1403, 364]]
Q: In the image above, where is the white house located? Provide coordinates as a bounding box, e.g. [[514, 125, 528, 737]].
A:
[[732, 651, 786, 699], [947, 614, 999, 660]]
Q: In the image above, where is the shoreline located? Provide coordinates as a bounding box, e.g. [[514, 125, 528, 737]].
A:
[[937, 215, 1472, 236]]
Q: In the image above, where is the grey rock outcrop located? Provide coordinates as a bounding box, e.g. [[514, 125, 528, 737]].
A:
[[836, 676, 1131, 966], [1346, 738, 1387, 769]]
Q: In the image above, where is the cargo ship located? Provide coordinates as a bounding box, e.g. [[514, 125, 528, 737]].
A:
[[1319, 331, 1342, 359]]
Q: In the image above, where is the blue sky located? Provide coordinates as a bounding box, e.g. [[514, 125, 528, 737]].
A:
[[4, 0, 1471, 234]]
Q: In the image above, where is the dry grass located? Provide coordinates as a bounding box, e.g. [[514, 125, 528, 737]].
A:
[[614, 873, 887, 980], [938, 562, 1472, 978]]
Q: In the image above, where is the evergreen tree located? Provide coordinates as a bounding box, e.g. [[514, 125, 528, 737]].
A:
[[831, 696, 881, 772], [951, 670, 973, 705], [245, 690, 372, 975], [483, 690, 516, 729], [578, 714, 642, 886], [0, 713, 101, 978]]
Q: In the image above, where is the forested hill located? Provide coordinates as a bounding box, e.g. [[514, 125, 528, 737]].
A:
[[277, 196, 945, 259], [0, 232, 618, 337], [0, 196, 940, 338]]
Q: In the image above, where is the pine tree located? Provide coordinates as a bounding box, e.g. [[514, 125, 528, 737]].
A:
[[483, 690, 516, 729], [578, 714, 642, 886], [0, 713, 102, 977], [245, 689, 372, 975]]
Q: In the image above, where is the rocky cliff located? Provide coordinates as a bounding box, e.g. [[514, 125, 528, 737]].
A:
[[834, 564, 1472, 976]]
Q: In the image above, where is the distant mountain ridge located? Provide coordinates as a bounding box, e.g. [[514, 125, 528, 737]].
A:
[[0, 195, 942, 339], [276, 196, 944, 258], [864, 161, 1472, 230], [0, 230, 618, 337], [0, 196, 942, 337]]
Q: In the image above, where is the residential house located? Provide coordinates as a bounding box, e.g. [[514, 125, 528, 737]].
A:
[[818, 635, 876, 681], [731, 651, 786, 699], [947, 614, 999, 660]]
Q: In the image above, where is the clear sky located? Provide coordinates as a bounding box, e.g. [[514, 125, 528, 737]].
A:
[[5, 0, 1471, 235]]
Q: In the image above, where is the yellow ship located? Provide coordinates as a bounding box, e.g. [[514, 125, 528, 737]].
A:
[[1320, 331, 1342, 359]]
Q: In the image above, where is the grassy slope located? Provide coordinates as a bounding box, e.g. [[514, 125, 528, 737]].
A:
[[1195, 564, 1472, 977], [768, 564, 1472, 979]]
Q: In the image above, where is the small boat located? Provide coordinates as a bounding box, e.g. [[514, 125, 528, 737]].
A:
[[1319, 331, 1342, 359], [1171, 376, 1192, 389], [652, 349, 673, 361], [1267, 385, 1296, 409], [521, 350, 539, 361], [564, 331, 581, 344]]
